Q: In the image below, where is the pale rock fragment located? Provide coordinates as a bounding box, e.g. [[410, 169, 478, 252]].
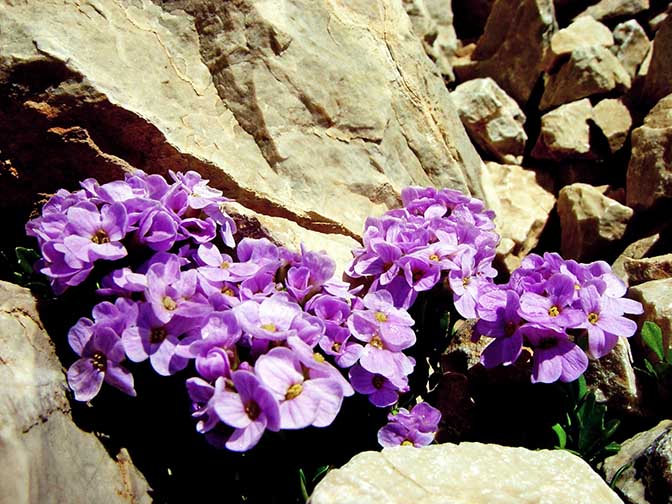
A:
[[543, 16, 614, 70], [451, 78, 527, 165], [592, 98, 633, 153], [483, 162, 555, 272], [575, 0, 650, 22], [642, 15, 672, 107], [612, 232, 662, 283], [629, 278, 672, 353], [532, 99, 594, 160], [558, 183, 634, 261], [626, 94, 672, 210], [309, 443, 623, 504], [611, 20, 651, 79], [649, 3, 672, 33], [623, 254, 672, 285], [540, 46, 631, 111]]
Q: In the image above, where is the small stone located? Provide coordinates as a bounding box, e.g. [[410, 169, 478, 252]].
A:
[[558, 183, 634, 261], [540, 46, 631, 111], [592, 98, 633, 153], [626, 94, 672, 210], [612, 232, 662, 283], [483, 162, 555, 272], [309, 443, 623, 504], [604, 420, 672, 504], [629, 278, 672, 354], [611, 20, 651, 79], [575, 0, 650, 22], [451, 78, 527, 164], [623, 254, 672, 285], [642, 16, 672, 108], [544, 16, 614, 70], [649, 4, 671, 33], [532, 99, 594, 160]]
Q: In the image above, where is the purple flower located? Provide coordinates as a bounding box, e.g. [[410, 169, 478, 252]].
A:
[[377, 402, 441, 448], [349, 364, 407, 407], [66, 320, 135, 401], [183, 311, 241, 381], [235, 295, 301, 341], [476, 290, 524, 368], [135, 206, 179, 251], [519, 273, 584, 330], [62, 201, 128, 263], [521, 325, 588, 384]]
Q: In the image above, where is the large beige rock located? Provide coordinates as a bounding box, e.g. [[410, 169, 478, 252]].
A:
[[622, 254, 672, 285], [626, 94, 672, 210], [451, 78, 527, 165], [592, 98, 633, 153], [544, 16, 614, 70], [629, 278, 672, 353], [309, 443, 623, 504], [558, 183, 634, 261], [0, 0, 487, 263], [575, 0, 650, 21], [483, 162, 555, 272], [532, 99, 594, 160], [604, 420, 672, 504], [612, 20, 651, 79], [642, 15, 672, 107], [0, 281, 151, 504], [464, 0, 557, 105], [540, 46, 631, 111]]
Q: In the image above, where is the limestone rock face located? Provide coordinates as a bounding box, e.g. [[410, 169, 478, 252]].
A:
[[612, 20, 651, 79], [558, 183, 634, 261], [0, 281, 151, 504], [533, 99, 594, 160], [626, 94, 672, 210], [540, 46, 631, 111], [309, 443, 623, 504], [575, 0, 650, 22], [604, 420, 672, 504], [466, 0, 557, 105], [0, 0, 487, 262], [592, 98, 633, 153], [483, 162, 555, 272], [642, 15, 672, 107], [544, 16, 614, 70], [451, 78, 527, 165], [629, 278, 672, 353]]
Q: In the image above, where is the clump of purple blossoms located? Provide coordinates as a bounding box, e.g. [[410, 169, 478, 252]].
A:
[[473, 253, 644, 384], [377, 402, 441, 448], [346, 186, 498, 318]]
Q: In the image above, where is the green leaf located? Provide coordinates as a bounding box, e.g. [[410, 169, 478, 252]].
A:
[[609, 463, 631, 489], [312, 465, 331, 483], [552, 424, 567, 449], [643, 359, 659, 378], [642, 321, 665, 361], [299, 469, 309, 503], [15, 247, 39, 275], [576, 375, 588, 401]]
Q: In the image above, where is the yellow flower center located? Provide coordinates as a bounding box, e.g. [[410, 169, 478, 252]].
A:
[[331, 342, 341, 352], [374, 311, 388, 323], [285, 383, 303, 400], [462, 276, 471, 286], [91, 229, 110, 244], [548, 306, 560, 317], [429, 254, 439, 262], [162, 296, 177, 311], [401, 440, 414, 447], [588, 312, 599, 324], [220, 261, 230, 269], [261, 323, 277, 332], [221, 287, 234, 297], [370, 335, 384, 350], [313, 352, 325, 363], [245, 400, 260, 420], [91, 352, 106, 371]]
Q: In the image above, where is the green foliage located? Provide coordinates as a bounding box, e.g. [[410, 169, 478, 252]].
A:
[[299, 465, 331, 503], [2, 247, 49, 294], [551, 375, 621, 468], [639, 321, 672, 384]]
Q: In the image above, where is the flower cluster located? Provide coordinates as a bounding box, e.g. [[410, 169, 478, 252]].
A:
[[474, 253, 644, 383], [377, 402, 441, 448], [346, 186, 498, 318]]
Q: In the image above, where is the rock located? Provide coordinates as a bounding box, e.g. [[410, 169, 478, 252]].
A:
[[611, 20, 651, 79], [404, 0, 458, 82], [466, 0, 557, 105], [626, 94, 672, 211], [592, 98, 633, 153], [544, 16, 614, 71], [558, 183, 634, 261], [629, 278, 672, 353], [309, 443, 623, 504], [575, 0, 650, 22], [0, 0, 487, 259], [540, 46, 631, 111], [612, 233, 663, 283], [0, 281, 151, 503], [584, 337, 642, 416], [642, 16, 672, 110], [622, 254, 672, 285], [532, 99, 594, 160], [483, 162, 555, 272], [451, 78, 527, 165], [604, 419, 672, 504], [649, 4, 672, 33]]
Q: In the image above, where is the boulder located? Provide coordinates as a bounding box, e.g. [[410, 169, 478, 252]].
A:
[[463, 0, 557, 105], [611, 20, 651, 79], [540, 46, 631, 111], [629, 278, 672, 353], [604, 419, 672, 504], [642, 15, 672, 107], [451, 78, 527, 165], [532, 99, 594, 160], [626, 94, 672, 211], [592, 98, 633, 153], [622, 254, 672, 285], [0, 0, 487, 263], [482, 162, 555, 272], [575, 0, 650, 22], [309, 443, 623, 504], [0, 281, 151, 504], [558, 183, 634, 261], [543, 16, 614, 70]]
